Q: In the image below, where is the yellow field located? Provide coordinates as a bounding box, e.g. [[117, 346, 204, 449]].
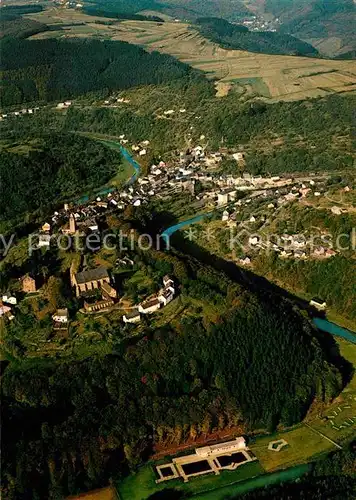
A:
[[66, 486, 116, 500], [28, 8, 356, 102], [250, 426, 335, 472]]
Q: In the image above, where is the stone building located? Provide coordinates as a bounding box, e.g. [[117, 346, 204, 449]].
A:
[[71, 266, 110, 297], [21, 275, 37, 293]]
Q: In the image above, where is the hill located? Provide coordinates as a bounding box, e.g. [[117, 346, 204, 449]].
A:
[[0, 133, 121, 230], [1, 240, 345, 498], [25, 10, 356, 102], [196, 16, 319, 56], [262, 0, 356, 58], [0, 37, 203, 106]]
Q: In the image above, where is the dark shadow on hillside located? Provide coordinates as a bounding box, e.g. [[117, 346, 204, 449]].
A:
[[168, 232, 354, 390], [148, 489, 185, 500], [169, 232, 310, 308]]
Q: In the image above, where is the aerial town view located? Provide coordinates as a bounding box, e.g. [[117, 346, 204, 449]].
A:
[[0, 1, 355, 499]]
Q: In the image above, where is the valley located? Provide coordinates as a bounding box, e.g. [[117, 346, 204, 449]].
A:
[[0, 2, 355, 499]]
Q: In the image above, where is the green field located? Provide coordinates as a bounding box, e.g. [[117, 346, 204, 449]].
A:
[[231, 77, 271, 98], [306, 338, 356, 444], [117, 460, 264, 500], [193, 464, 310, 500], [250, 425, 335, 472], [116, 337, 355, 499]]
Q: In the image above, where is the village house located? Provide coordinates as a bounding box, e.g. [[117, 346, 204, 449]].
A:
[[52, 309, 68, 323], [101, 282, 118, 300], [71, 266, 110, 297], [163, 275, 174, 289], [310, 297, 327, 311], [84, 298, 114, 313], [123, 310, 141, 324], [0, 303, 12, 317], [158, 288, 174, 306], [217, 193, 229, 206], [2, 295, 17, 305], [38, 234, 51, 248], [21, 275, 37, 293], [222, 210, 230, 222], [139, 298, 161, 314]]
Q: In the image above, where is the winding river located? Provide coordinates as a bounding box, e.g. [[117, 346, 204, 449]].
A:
[[90, 141, 356, 343]]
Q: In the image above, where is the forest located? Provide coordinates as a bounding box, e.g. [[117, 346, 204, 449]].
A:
[[7, 88, 353, 174], [0, 37, 202, 106], [82, 6, 164, 22], [196, 17, 319, 56], [1, 246, 345, 499], [0, 133, 119, 228]]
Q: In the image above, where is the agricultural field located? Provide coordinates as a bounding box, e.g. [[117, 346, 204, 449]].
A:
[[67, 486, 117, 500], [27, 9, 356, 102]]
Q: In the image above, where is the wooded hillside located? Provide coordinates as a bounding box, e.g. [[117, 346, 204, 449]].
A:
[[1, 250, 344, 498]]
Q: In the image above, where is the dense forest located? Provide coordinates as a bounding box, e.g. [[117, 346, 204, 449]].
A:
[[0, 3, 47, 40], [1, 247, 345, 498], [8, 88, 352, 173], [196, 17, 319, 56], [85, 0, 251, 21], [82, 6, 164, 22], [0, 38, 203, 106], [0, 134, 119, 227]]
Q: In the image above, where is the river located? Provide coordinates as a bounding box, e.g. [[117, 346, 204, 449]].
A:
[[75, 141, 141, 204], [161, 212, 356, 343], [78, 143, 356, 344]]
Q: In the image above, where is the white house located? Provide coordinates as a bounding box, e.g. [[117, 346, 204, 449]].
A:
[[139, 299, 161, 314], [2, 295, 17, 305], [123, 311, 141, 324], [233, 152, 244, 161], [38, 234, 51, 248], [310, 298, 326, 311], [163, 275, 174, 288], [158, 288, 174, 306], [196, 437, 246, 458], [249, 236, 259, 246], [222, 210, 229, 222], [52, 309, 68, 323], [217, 193, 229, 206]]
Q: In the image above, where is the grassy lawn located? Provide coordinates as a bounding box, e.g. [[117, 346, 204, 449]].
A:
[[306, 338, 356, 445], [250, 425, 335, 472], [193, 464, 310, 500], [116, 460, 264, 500]]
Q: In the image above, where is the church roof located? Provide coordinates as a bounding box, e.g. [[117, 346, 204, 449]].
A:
[[75, 266, 109, 285]]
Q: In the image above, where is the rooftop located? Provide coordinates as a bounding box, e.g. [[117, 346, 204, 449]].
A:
[[75, 266, 109, 285]]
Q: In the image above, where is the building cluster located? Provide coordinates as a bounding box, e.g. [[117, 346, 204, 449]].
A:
[[70, 264, 118, 313], [156, 437, 255, 484], [0, 107, 40, 121], [123, 275, 175, 324], [0, 294, 17, 320], [238, 15, 281, 32]]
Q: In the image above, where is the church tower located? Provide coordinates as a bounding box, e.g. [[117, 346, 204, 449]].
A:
[[69, 213, 76, 235]]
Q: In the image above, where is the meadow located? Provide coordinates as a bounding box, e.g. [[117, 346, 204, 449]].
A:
[[27, 9, 356, 102]]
